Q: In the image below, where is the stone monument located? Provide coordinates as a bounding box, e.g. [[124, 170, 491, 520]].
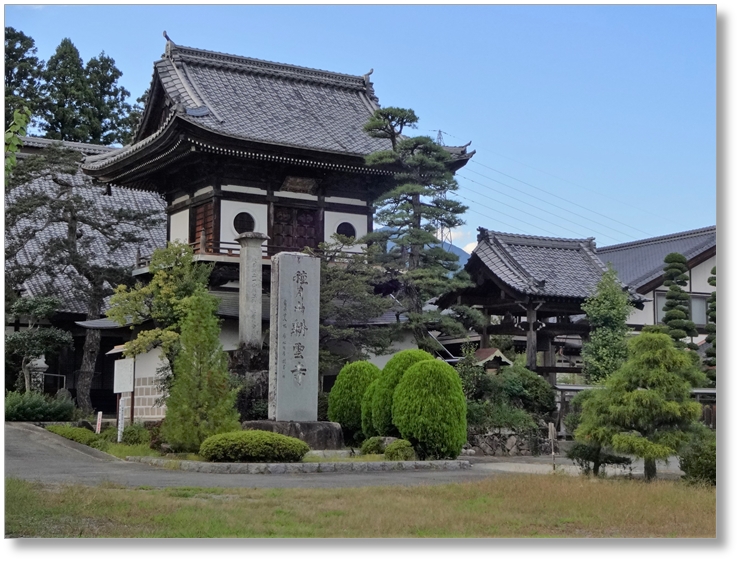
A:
[[242, 251, 344, 450], [235, 231, 269, 348]]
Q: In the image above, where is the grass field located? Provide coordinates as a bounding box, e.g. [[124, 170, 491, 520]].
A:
[[5, 474, 715, 538]]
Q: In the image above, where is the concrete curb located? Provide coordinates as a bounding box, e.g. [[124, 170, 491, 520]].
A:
[[126, 456, 472, 474]]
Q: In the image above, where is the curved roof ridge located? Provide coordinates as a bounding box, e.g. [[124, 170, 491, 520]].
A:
[[482, 228, 596, 245], [170, 43, 368, 90], [598, 225, 716, 253]]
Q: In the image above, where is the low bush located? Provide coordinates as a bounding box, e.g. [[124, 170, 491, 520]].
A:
[[679, 426, 716, 485], [392, 360, 467, 460], [199, 430, 309, 463], [46, 425, 109, 452], [497, 357, 556, 417], [328, 360, 381, 445], [122, 423, 150, 446], [147, 420, 165, 450], [372, 349, 435, 437], [384, 439, 415, 461], [566, 443, 632, 476], [466, 400, 537, 436], [360, 436, 386, 455], [360, 378, 380, 439], [100, 426, 119, 443], [5, 391, 75, 422]]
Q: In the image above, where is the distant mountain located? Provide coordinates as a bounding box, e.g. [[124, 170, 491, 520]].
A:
[[374, 227, 471, 272]]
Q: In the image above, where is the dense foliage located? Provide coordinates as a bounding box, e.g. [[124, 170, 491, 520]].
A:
[[660, 253, 699, 351], [679, 425, 716, 486], [199, 430, 309, 463], [704, 266, 716, 376], [4, 28, 42, 129], [371, 349, 435, 437], [581, 267, 633, 383], [384, 439, 416, 461], [160, 288, 241, 453], [5, 391, 75, 421], [360, 436, 386, 455], [574, 332, 705, 480], [391, 360, 467, 460], [360, 378, 380, 438], [46, 425, 109, 451], [327, 360, 381, 444], [122, 423, 150, 446], [363, 107, 483, 352]]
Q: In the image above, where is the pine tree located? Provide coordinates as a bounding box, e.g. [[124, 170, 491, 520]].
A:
[[581, 266, 633, 383], [363, 107, 484, 352], [5, 144, 164, 412], [660, 253, 699, 350], [160, 288, 241, 452], [704, 266, 716, 374], [4, 27, 43, 129]]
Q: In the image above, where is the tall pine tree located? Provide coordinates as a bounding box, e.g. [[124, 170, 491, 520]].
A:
[[4, 27, 43, 129], [363, 107, 484, 352]]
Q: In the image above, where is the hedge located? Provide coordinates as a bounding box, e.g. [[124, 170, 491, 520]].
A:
[[46, 425, 109, 452], [199, 430, 309, 463], [5, 391, 75, 422]]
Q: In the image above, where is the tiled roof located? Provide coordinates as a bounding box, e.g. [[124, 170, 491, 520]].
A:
[[596, 226, 716, 289], [7, 159, 166, 316], [151, 42, 391, 157], [18, 136, 117, 156], [472, 228, 615, 299]]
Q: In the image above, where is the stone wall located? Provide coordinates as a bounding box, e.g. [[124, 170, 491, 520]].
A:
[[465, 428, 557, 457]]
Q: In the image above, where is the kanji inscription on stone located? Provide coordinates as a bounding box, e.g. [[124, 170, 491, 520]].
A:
[[268, 252, 320, 421]]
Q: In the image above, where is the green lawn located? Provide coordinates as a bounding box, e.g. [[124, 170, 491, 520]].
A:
[[5, 474, 715, 538]]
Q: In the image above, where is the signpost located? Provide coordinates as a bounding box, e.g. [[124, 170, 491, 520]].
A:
[[114, 358, 135, 441], [117, 399, 125, 443], [95, 411, 103, 434], [548, 422, 556, 471]]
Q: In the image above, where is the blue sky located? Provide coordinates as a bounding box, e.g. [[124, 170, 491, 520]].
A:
[[4, 3, 717, 253]]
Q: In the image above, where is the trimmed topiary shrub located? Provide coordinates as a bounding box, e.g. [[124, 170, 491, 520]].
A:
[[328, 360, 381, 445], [360, 436, 386, 455], [361, 378, 380, 439], [199, 430, 309, 463], [372, 349, 435, 437], [122, 423, 150, 446], [384, 439, 415, 461], [679, 426, 716, 485], [392, 359, 467, 460], [5, 391, 75, 421], [46, 425, 109, 452]]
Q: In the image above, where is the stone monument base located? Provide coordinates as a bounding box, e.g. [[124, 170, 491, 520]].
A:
[[242, 420, 345, 450]]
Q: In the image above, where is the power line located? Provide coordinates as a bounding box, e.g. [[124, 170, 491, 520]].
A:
[[457, 174, 624, 243], [433, 129, 689, 230]]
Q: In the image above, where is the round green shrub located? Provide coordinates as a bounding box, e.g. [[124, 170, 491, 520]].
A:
[[384, 439, 415, 461], [391, 360, 467, 460], [360, 436, 386, 455], [372, 349, 435, 437], [5, 391, 75, 421], [361, 378, 380, 438], [199, 430, 309, 463], [679, 426, 716, 485], [122, 423, 150, 445], [328, 360, 381, 444]]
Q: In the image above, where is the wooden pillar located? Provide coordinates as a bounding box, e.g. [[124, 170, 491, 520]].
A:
[[544, 338, 556, 386], [526, 305, 537, 370], [480, 308, 490, 349]]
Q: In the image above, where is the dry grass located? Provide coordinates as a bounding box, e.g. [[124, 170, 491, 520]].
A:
[[5, 474, 715, 538]]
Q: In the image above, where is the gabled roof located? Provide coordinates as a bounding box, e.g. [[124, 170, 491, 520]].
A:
[[596, 226, 716, 290], [82, 40, 474, 184], [19, 136, 117, 156], [471, 228, 615, 300]]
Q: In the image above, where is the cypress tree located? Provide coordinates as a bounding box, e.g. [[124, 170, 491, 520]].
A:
[[4, 27, 43, 129]]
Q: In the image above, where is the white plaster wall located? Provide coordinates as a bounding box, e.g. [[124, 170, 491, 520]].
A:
[[220, 200, 268, 246], [690, 255, 716, 294], [170, 210, 189, 243], [324, 211, 367, 252], [628, 290, 656, 326], [325, 196, 366, 206], [119, 347, 167, 422], [368, 331, 418, 369]]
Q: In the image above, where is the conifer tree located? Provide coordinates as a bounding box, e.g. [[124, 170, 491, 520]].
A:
[[660, 253, 699, 350], [363, 107, 484, 352], [4, 27, 43, 129], [581, 266, 632, 383], [704, 266, 716, 373], [160, 288, 241, 452], [575, 331, 705, 480]]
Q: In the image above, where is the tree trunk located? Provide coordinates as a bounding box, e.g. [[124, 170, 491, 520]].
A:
[[22, 358, 32, 394], [76, 286, 104, 415], [644, 458, 657, 481], [409, 193, 421, 270]]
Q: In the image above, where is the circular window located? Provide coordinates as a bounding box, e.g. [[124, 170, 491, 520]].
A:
[[233, 212, 255, 234], [336, 222, 356, 238]]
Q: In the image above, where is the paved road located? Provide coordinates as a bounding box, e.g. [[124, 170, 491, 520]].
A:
[[4, 423, 497, 489], [5, 423, 682, 490]]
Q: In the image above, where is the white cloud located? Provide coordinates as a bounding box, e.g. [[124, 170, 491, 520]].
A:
[[463, 242, 478, 254]]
